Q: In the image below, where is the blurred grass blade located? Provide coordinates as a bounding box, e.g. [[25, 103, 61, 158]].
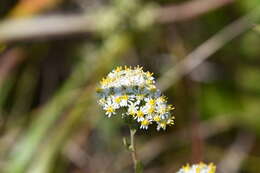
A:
[[5, 32, 132, 173]]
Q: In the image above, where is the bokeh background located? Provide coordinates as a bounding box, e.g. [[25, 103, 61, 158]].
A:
[[1, 0, 260, 172]]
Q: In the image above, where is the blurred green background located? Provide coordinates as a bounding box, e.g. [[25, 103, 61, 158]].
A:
[[0, 0, 260, 172]]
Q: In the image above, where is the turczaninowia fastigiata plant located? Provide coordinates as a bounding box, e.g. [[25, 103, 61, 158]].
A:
[[177, 163, 216, 173], [96, 66, 175, 173], [96, 65, 175, 130]]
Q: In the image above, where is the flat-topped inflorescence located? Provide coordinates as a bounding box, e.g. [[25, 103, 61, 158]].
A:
[[177, 163, 216, 173], [96, 66, 175, 130]]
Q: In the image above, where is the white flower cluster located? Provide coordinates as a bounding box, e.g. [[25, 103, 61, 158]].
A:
[[177, 163, 216, 173], [96, 66, 175, 130]]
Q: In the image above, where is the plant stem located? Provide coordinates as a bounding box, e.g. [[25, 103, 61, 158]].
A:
[[130, 128, 138, 172]]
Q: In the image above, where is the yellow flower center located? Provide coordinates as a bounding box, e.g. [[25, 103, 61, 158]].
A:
[[160, 122, 166, 129], [115, 66, 122, 72], [141, 119, 150, 126], [209, 163, 216, 173], [106, 106, 115, 113], [129, 110, 136, 116], [148, 99, 155, 105], [148, 107, 155, 114], [136, 110, 144, 117], [153, 115, 161, 122], [183, 164, 190, 171], [115, 97, 121, 103], [121, 95, 128, 100], [147, 80, 153, 85]]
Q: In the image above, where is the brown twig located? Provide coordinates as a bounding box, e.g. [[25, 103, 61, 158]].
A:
[[0, 15, 95, 42], [0, 48, 25, 86], [0, 0, 234, 42], [158, 5, 260, 91], [156, 0, 234, 23], [218, 132, 255, 173]]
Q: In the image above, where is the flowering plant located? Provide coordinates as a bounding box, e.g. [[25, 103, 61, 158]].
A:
[[97, 66, 175, 130], [177, 163, 216, 173], [96, 66, 176, 172]]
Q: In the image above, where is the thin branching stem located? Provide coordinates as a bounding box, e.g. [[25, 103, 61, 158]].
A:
[[130, 128, 138, 172]]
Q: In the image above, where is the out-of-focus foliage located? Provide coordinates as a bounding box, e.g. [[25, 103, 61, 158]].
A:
[[0, 0, 260, 173]]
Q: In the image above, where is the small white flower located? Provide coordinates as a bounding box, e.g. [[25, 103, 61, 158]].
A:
[[112, 95, 121, 105], [156, 103, 167, 114], [177, 163, 216, 173], [140, 119, 150, 129], [127, 102, 138, 116], [119, 95, 129, 107], [97, 66, 175, 130], [103, 97, 119, 117], [104, 104, 116, 117], [156, 121, 167, 131]]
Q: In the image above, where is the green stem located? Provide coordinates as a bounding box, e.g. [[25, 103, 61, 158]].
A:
[[130, 128, 138, 172]]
